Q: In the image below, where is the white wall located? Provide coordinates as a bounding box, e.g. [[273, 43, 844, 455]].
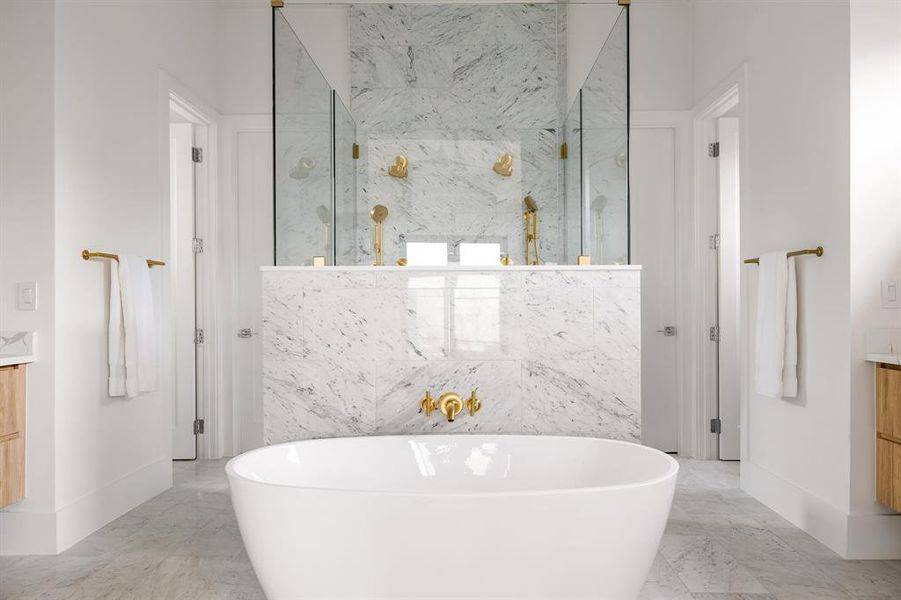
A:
[[0, 0, 59, 554], [848, 0, 901, 557], [630, 1, 693, 111], [690, 0, 901, 558]]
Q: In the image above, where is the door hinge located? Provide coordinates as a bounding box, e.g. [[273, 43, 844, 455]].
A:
[[194, 328, 205, 345], [710, 418, 722, 434], [193, 419, 205, 435], [709, 233, 720, 250], [192, 147, 203, 163], [237, 328, 254, 339], [560, 142, 569, 160], [352, 143, 360, 159], [708, 142, 720, 158], [192, 238, 204, 254], [709, 325, 720, 343]]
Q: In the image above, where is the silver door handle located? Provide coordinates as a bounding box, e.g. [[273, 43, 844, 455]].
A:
[[656, 326, 677, 336], [237, 328, 257, 339]]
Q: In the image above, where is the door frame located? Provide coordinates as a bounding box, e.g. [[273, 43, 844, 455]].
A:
[[691, 63, 750, 460], [631, 110, 693, 456], [159, 71, 221, 460]]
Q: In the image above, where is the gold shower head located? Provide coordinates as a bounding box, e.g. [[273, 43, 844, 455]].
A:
[[370, 204, 389, 223], [523, 196, 538, 214]]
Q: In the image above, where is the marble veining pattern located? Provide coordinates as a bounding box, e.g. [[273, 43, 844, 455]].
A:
[[350, 4, 566, 265], [262, 267, 640, 443], [4, 459, 899, 599]]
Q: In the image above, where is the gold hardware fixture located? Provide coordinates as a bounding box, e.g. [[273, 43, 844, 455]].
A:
[[744, 246, 823, 265], [370, 204, 389, 266], [618, 0, 631, 6], [388, 155, 408, 179], [523, 196, 540, 266], [439, 392, 464, 422], [271, 0, 284, 7], [312, 256, 326, 267], [466, 390, 482, 416], [82, 250, 165, 268], [420, 391, 437, 417], [396, 257, 408, 266], [352, 143, 360, 160], [501, 254, 513, 266], [560, 143, 569, 160], [493, 153, 513, 177], [578, 255, 592, 266]]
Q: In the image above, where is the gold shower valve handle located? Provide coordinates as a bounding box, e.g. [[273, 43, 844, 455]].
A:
[[466, 390, 482, 416], [388, 155, 408, 178], [420, 391, 437, 417], [438, 392, 464, 423]]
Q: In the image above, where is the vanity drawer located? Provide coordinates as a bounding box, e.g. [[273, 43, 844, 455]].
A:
[[0, 365, 25, 439], [876, 364, 901, 441], [877, 437, 901, 511], [0, 436, 25, 507]]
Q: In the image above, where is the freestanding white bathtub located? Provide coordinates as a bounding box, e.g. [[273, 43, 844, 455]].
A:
[[227, 435, 678, 600]]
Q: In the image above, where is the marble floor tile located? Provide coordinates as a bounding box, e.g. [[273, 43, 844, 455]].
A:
[[3, 458, 901, 600]]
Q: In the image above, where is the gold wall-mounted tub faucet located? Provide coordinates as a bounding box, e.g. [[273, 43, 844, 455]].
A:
[[439, 392, 464, 422]]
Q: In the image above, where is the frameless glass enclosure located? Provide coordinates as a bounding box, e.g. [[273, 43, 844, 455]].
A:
[[273, 2, 629, 266]]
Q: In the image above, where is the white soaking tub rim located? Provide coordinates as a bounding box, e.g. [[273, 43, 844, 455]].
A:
[[225, 435, 680, 498]]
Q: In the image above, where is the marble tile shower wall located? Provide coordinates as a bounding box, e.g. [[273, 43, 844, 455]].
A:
[[262, 267, 640, 443], [348, 4, 566, 265]]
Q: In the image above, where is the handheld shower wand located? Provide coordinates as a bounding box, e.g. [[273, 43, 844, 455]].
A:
[[523, 196, 540, 266], [370, 204, 389, 266]]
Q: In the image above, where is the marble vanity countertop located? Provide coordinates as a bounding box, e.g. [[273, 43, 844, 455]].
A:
[[0, 331, 36, 367], [262, 264, 642, 272], [866, 354, 901, 366]]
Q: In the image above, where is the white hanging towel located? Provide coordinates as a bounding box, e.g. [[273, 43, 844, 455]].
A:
[[754, 251, 798, 398], [108, 255, 158, 397]]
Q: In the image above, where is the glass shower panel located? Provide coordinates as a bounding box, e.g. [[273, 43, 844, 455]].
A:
[[274, 10, 334, 265], [563, 92, 582, 265], [333, 93, 357, 265], [579, 8, 628, 264]]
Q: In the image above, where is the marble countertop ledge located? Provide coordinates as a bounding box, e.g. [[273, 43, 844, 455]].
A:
[[0, 331, 36, 367], [866, 353, 901, 366], [262, 265, 642, 272]]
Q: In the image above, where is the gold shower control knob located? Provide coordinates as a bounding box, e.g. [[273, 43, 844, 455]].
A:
[[466, 390, 482, 416], [420, 391, 437, 417]]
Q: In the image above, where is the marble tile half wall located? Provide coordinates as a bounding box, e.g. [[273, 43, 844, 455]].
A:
[[262, 266, 640, 444]]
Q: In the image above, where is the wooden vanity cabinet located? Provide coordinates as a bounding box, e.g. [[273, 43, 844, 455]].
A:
[[0, 364, 25, 508]]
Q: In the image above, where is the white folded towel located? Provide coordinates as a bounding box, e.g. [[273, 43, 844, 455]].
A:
[[108, 255, 158, 398], [754, 251, 798, 398]]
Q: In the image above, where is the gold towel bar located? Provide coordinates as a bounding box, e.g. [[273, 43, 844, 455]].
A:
[[82, 249, 165, 268], [744, 246, 823, 265]]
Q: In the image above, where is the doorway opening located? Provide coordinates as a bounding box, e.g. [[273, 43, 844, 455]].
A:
[[694, 72, 745, 461], [168, 94, 211, 461]]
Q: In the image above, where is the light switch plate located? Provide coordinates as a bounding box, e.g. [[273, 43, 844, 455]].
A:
[[882, 280, 901, 308], [17, 282, 37, 311]]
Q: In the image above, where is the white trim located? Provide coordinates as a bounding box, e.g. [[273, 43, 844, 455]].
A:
[[690, 63, 749, 459], [631, 110, 694, 457], [55, 458, 171, 553], [159, 71, 222, 460], [741, 460, 849, 557]]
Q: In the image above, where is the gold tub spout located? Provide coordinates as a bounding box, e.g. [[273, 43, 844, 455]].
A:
[[439, 392, 463, 422]]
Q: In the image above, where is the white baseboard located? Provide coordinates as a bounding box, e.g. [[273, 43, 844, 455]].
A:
[[741, 460, 849, 556], [846, 512, 901, 559], [55, 457, 172, 553], [1, 458, 172, 555], [0, 508, 58, 555]]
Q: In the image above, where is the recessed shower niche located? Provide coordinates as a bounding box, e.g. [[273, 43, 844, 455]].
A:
[[274, 1, 628, 266]]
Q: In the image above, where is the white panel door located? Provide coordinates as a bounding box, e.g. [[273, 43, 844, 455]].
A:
[[170, 122, 197, 460], [235, 129, 273, 453], [631, 127, 679, 452]]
